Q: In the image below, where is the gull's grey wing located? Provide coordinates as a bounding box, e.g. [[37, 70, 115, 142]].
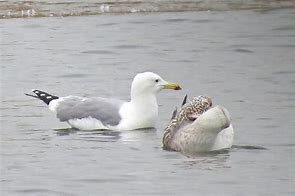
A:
[[55, 96, 124, 126]]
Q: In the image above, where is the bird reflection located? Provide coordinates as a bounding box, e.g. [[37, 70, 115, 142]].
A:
[[53, 128, 121, 142]]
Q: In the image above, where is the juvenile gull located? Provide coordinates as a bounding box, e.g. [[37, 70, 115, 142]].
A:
[[163, 95, 234, 154], [26, 72, 181, 130]]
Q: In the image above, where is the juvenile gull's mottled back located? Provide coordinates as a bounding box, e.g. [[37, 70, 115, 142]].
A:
[[163, 95, 212, 150], [163, 95, 234, 154]]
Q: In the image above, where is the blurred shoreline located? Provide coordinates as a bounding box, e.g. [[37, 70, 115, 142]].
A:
[[1, 0, 295, 19]]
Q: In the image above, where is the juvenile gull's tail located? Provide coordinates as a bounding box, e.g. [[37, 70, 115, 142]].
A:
[[25, 89, 59, 105]]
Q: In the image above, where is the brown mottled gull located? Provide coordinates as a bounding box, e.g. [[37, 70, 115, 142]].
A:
[[163, 95, 234, 154]]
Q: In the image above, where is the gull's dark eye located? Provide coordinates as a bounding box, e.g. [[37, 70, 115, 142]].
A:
[[155, 79, 159, 83]]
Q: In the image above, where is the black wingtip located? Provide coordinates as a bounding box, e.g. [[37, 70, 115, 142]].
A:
[[26, 89, 59, 105], [181, 94, 188, 106]]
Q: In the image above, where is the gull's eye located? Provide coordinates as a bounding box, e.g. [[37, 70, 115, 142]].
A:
[[155, 79, 159, 83]]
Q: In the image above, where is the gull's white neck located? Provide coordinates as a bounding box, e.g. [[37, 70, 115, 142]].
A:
[[130, 84, 158, 116], [130, 91, 158, 124], [118, 92, 159, 130], [131, 93, 158, 113]]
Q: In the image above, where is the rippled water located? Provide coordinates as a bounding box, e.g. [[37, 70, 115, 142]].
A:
[[1, 0, 295, 18], [1, 8, 295, 195]]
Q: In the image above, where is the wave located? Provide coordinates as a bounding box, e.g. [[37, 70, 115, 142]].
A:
[[1, 0, 295, 19]]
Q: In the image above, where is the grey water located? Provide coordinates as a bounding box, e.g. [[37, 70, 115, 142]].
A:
[[1, 8, 295, 196], [1, 0, 295, 18]]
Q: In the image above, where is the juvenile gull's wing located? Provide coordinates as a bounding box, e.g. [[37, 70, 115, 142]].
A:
[[55, 96, 124, 126]]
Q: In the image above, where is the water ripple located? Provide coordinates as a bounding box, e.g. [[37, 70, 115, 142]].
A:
[[2, 0, 295, 18], [81, 50, 117, 55], [15, 189, 71, 195]]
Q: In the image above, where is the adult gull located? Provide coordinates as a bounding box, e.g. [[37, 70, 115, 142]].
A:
[[26, 72, 181, 131]]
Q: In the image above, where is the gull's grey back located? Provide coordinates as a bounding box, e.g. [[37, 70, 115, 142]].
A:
[[56, 96, 124, 126]]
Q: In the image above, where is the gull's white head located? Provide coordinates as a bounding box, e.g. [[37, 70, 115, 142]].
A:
[[131, 72, 181, 98]]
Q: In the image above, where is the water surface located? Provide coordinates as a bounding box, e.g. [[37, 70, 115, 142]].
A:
[[1, 0, 295, 18], [1, 8, 295, 196]]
